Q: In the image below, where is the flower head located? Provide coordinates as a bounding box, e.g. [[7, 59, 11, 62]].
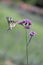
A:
[[18, 19, 32, 29], [29, 31, 37, 36], [24, 19, 32, 29], [23, 19, 32, 25]]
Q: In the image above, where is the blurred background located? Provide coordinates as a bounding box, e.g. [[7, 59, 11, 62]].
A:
[[0, 0, 43, 65]]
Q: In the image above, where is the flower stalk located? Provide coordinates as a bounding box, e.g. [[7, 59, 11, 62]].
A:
[[26, 31, 36, 65], [26, 30, 32, 65]]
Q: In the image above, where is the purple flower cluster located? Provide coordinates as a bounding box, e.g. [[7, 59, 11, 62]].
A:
[[18, 19, 37, 36], [18, 19, 32, 29]]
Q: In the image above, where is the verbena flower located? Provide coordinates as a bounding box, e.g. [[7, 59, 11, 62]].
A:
[[24, 19, 32, 29], [18, 19, 32, 29], [23, 19, 32, 25], [29, 31, 37, 36]]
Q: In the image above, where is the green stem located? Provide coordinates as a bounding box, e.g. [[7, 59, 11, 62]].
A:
[[26, 44, 28, 65], [25, 29, 28, 65], [27, 36, 32, 46], [25, 29, 32, 65]]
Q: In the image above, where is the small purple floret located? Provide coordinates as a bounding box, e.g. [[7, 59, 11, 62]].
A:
[[25, 26, 31, 29], [18, 20, 25, 25], [30, 31, 36, 36]]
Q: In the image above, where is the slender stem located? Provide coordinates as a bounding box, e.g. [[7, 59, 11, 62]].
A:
[[26, 44, 28, 65], [27, 36, 32, 46], [26, 36, 32, 65], [25, 29, 28, 65], [25, 29, 32, 65]]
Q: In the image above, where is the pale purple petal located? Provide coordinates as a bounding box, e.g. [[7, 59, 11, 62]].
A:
[[29, 31, 37, 36], [18, 20, 25, 25], [25, 26, 31, 29]]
